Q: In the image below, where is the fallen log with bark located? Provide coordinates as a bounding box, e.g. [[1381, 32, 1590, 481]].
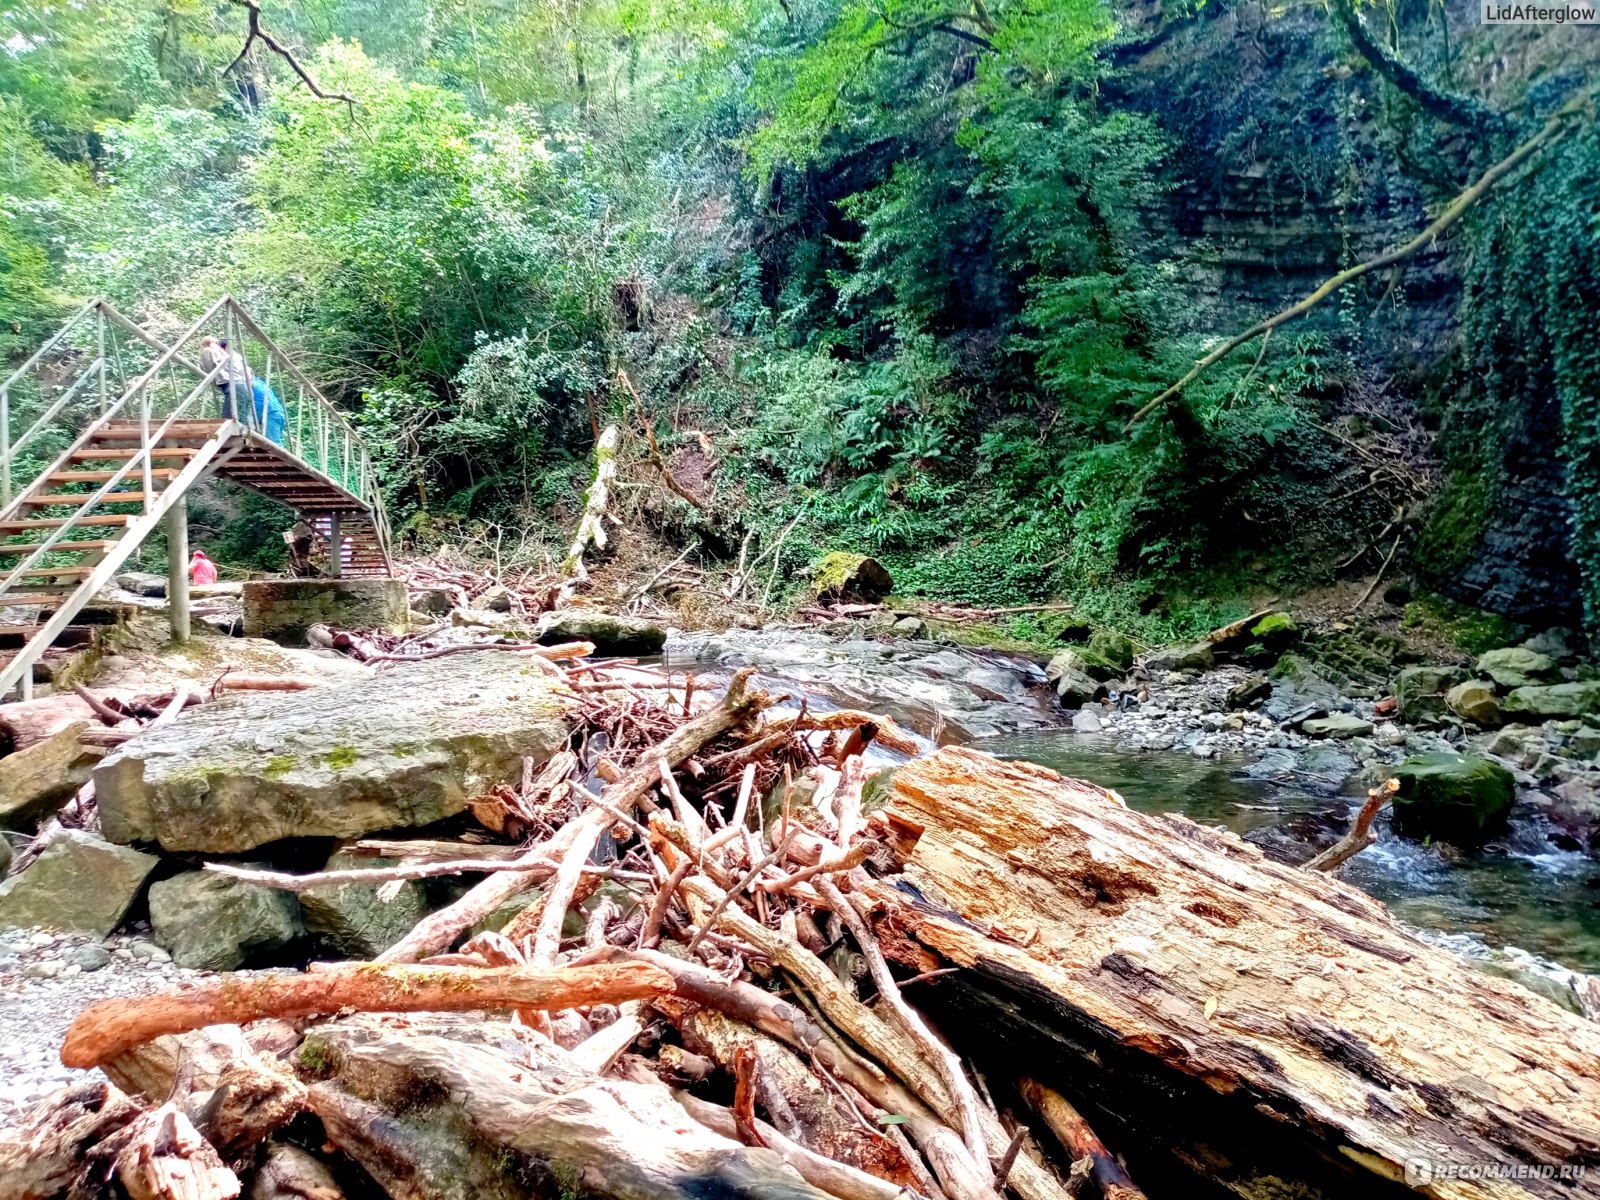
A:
[[24, 654, 1600, 1200]]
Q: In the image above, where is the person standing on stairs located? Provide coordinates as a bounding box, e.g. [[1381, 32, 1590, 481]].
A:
[[199, 336, 253, 420]]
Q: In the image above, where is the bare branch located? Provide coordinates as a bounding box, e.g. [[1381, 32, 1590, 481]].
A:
[[226, 0, 359, 108]]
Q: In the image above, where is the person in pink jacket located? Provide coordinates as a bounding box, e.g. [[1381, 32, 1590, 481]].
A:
[[189, 550, 218, 585]]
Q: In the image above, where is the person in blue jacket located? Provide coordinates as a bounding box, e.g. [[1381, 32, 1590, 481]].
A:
[[251, 377, 287, 444]]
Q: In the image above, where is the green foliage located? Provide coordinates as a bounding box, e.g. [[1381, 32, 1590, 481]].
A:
[[1402, 594, 1523, 656]]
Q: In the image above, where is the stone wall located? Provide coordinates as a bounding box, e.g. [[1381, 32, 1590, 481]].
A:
[[242, 578, 408, 642]]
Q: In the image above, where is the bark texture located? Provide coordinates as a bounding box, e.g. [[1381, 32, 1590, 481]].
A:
[[866, 746, 1600, 1200]]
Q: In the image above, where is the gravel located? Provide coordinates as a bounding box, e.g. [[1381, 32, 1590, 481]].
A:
[[0, 924, 222, 1131]]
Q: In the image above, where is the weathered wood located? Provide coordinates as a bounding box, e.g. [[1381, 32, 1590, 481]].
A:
[[307, 1018, 841, 1200], [672, 1091, 905, 1200], [246, 1143, 345, 1200], [663, 1001, 918, 1186], [61, 962, 677, 1068], [101, 1024, 306, 1164], [1017, 1078, 1143, 1200], [867, 746, 1600, 1200], [114, 1104, 241, 1200], [0, 1078, 145, 1200]]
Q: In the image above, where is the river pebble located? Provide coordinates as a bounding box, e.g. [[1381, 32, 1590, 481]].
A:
[[0, 925, 223, 1131]]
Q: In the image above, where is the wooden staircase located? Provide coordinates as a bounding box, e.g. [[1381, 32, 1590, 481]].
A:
[[0, 298, 393, 699]]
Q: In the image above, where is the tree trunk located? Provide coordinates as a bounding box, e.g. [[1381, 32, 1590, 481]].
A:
[[865, 746, 1600, 1200]]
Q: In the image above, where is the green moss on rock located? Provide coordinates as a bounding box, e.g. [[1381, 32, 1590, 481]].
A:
[[1390, 752, 1516, 847]]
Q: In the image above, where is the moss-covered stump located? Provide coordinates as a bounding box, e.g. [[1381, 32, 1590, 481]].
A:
[[808, 552, 894, 603], [94, 652, 572, 854], [1390, 752, 1516, 847], [243, 578, 408, 643]]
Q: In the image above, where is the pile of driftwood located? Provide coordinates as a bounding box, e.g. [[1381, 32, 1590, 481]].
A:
[[8, 653, 1600, 1200]]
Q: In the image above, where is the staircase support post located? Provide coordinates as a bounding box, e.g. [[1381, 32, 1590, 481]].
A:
[[167, 496, 191, 643], [327, 512, 343, 579]]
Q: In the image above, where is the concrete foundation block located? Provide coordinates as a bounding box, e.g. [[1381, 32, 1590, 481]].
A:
[[243, 578, 408, 642]]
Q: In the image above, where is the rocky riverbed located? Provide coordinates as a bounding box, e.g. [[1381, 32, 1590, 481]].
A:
[[0, 925, 268, 1128]]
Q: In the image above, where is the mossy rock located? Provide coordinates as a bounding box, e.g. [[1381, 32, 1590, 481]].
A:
[[1392, 665, 1467, 725], [1249, 611, 1299, 649], [1085, 629, 1135, 673], [1390, 752, 1516, 847], [1503, 682, 1600, 721], [809, 552, 894, 603], [1475, 647, 1559, 690]]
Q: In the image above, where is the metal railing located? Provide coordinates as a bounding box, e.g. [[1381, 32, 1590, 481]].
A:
[[0, 297, 392, 570]]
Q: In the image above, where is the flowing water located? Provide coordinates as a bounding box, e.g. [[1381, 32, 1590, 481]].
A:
[[672, 629, 1600, 990]]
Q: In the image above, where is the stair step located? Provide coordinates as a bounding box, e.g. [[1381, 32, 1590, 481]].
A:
[[22, 492, 154, 507], [8, 566, 92, 580], [0, 515, 133, 531], [0, 592, 78, 606], [98, 420, 222, 434], [0, 540, 119, 557], [70, 448, 199, 461], [49, 469, 180, 484]]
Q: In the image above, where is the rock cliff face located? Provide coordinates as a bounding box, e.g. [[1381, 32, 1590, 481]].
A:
[[1111, 0, 1598, 623], [94, 652, 572, 854]]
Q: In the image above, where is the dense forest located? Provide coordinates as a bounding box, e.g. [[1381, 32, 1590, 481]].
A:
[[2, 0, 1597, 638]]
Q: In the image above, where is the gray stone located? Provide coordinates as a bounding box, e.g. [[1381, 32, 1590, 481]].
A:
[[1046, 650, 1105, 709], [1503, 682, 1600, 721], [1390, 752, 1517, 847], [0, 723, 103, 831], [0, 830, 157, 936], [0, 834, 11, 878], [96, 652, 571, 854], [115, 571, 167, 597], [1392, 665, 1467, 725], [70, 943, 111, 971], [1475, 647, 1560, 690], [410, 588, 454, 615], [892, 615, 929, 639], [1145, 641, 1214, 672], [1520, 628, 1584, 663], [1446, 680, 1502, 727], [1227, 675, 1272, 709], [1071, 708, 1103, 732], [149, 871, 303, 971], [1301, 713, 1374, 740], [1086, 629, 1136, 672], [536, 609, 667, 656], [25, 960, 60, 979], [243, 578, 409, 643], [301, 852, 429, 958], [1570, 726, 1600, 760]]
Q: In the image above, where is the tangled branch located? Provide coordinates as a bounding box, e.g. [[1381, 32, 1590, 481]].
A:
[[225, 0, 358, 109]]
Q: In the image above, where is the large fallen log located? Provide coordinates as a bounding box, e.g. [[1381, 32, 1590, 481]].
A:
[[865, 746, 1600, 1200]]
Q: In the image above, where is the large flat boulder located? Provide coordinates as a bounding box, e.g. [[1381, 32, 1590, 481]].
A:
[[0, 830, 157, 935], [536, 609, 667, 656], [0, 722, 102, 830], [1503, 681, 1600, 721], [94, 652, 572, 854]]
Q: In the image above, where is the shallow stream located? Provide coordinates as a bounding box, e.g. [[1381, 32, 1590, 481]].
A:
[[670, 628, 1600, 987]]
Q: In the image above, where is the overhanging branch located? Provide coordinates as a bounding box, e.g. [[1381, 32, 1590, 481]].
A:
[[1127, 84, 1593, 428], [1328, 0, 1510, 133], [225, 0, 358, 108]]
